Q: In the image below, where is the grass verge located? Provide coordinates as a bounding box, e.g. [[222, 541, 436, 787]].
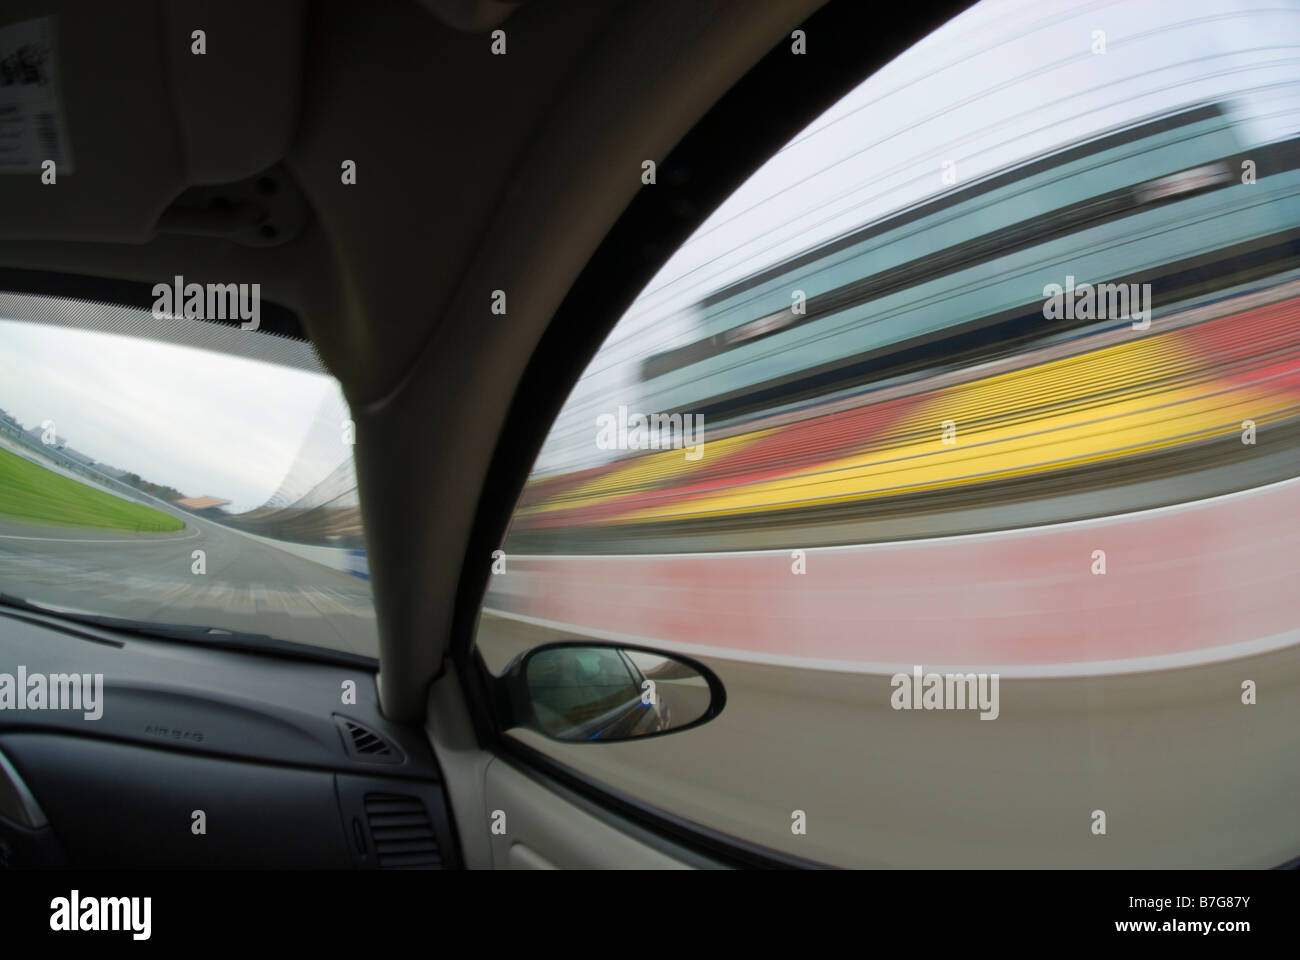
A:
[[0, 445, 185, 533]]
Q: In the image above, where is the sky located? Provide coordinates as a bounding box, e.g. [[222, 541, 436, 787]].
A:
[[532, 0, 1300, 472], [0, 319, 345, 512], [1, 0, 1298, 496]]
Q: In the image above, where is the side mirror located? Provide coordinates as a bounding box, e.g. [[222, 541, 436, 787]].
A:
[[499, 642, 725, 743]]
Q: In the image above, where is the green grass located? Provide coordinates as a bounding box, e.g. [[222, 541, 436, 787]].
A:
[[0, 445, 185, 533]]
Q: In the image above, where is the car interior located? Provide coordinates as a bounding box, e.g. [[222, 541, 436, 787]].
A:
[[1, 0, 1298, 875]]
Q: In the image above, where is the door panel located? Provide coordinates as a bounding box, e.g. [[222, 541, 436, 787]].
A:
[[483, 759, 694, 870]]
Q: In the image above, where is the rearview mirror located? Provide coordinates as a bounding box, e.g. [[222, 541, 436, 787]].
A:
[[501, 643, 725, 742]]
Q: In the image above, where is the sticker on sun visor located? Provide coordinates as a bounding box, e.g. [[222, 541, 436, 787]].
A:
[[0, 16, 74, 174]]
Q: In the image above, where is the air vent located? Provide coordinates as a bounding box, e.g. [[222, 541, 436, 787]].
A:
[[347, 722, 392, 757], [333, 715, 403, 764], [364, 793, 442, 869]]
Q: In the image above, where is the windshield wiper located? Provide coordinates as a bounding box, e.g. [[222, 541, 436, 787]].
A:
[[0, 593, 376, 669]]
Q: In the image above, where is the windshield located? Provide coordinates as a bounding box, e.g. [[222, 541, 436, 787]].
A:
[[0, 292, 376, 657]]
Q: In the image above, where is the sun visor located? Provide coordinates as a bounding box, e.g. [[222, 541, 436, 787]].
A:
[[166, 0, 306, 185]]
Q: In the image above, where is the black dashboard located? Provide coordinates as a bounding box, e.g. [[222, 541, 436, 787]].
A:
[[0, 609, 460, 869]]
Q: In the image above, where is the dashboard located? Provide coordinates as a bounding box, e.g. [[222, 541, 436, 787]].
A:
[[0, 609, 460, 869]]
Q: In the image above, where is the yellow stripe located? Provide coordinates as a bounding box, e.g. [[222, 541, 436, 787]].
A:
[[618, 383, 1295, 522], [514, 431, 767, 519], [524, 322, 1300, 523]]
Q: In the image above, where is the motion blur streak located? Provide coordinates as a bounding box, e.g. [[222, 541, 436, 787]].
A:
[[513, 285, 1300, 532], [488, 100, 1300, 679], [488, 473, 1300, 671]]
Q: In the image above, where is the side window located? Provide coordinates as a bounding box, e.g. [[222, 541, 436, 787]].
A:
[[475, 0, 1300, 867]]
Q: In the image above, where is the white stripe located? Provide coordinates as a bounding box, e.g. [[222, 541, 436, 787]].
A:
[[480, 607, 1300, 677], [0, 527, 198, 544]]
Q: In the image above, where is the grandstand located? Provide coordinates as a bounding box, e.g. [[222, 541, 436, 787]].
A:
[[215, 385, 364, 547]]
